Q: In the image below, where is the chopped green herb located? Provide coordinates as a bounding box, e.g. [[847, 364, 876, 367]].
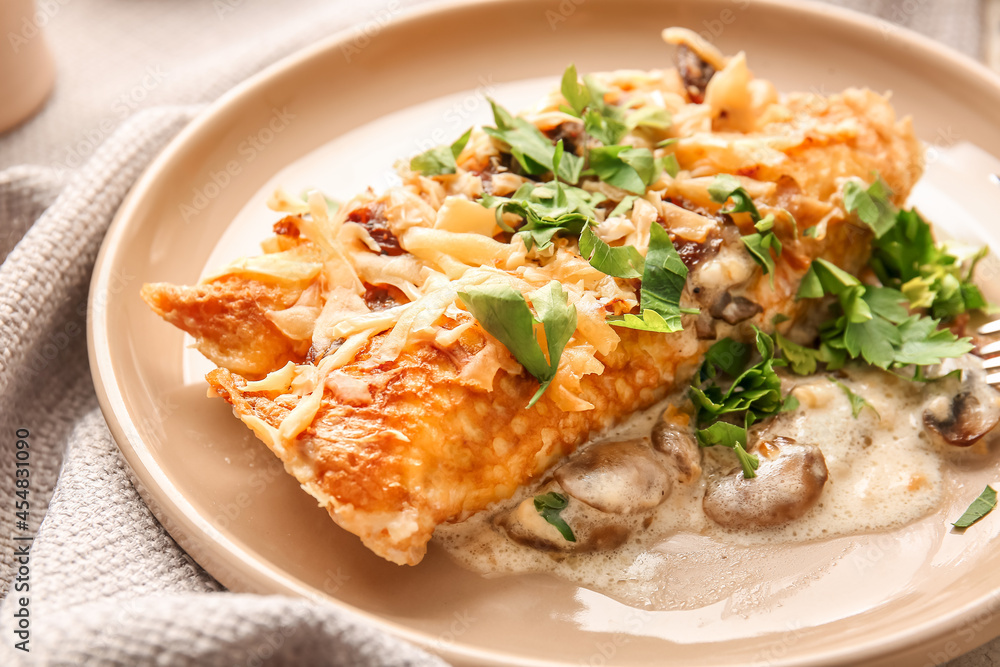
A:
[[608, 195, 638, 219], [484, 99, 583, 183], [458, 280, 576, 407], [578, 225, 645, 279], [560, 64, 591, 116], [843, 178, 896, 239], [953, 486, 998, 529], [589, 145, 658, 195], [775, 333, 819, 376], [708, 174, 762, 220], [797, 258, 973, 372], [480, 150, 604, 251], [409, 127, 473, 176], [709, 174, 783, 281], [697, 420, 760, 478], [608, 223, 690, 332], [689, 329, 798, 478], [828, 378, 878, 419], [583, 108, 628, 146], [803, 225, 819, 238], [656, 138, 679, 148], [625, 106, 671, 131], [534, 492, 576, 541], [869, 207, 989, 320], [659, 153, 680, 178]]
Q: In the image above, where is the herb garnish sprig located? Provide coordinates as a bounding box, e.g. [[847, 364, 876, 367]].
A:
[[708, 174, 787, 283], [953, 486, 998, 529], [458, 280, 576, 408], [845, 178, 988, 321], [534, 492, 576, 541], [689, 329, 799, 478], [793, 258, 973, 375]]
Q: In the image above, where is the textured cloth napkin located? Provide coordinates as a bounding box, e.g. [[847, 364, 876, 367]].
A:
[[0, 1, 989, 665]]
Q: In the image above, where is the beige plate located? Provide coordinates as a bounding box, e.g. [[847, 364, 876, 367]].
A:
[[89, 1, 1000, 664]]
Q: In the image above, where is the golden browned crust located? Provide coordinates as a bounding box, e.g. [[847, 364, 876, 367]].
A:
[[141, 278, 305, 379], [207, 323, 703, 565]]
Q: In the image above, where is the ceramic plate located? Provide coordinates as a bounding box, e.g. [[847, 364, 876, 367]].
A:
[[89, 1, 1000, 664]]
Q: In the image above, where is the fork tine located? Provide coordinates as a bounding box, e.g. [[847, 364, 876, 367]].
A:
[[988, 372, 1000, 386], [978, 320, 1000, 336], [984, 357, 1000, 370], [979, 340, 1000, 356]]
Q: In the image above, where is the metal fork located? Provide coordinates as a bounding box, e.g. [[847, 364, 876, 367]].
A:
[[969, 169, 1000, 383], [977, 319, 1000, 384]]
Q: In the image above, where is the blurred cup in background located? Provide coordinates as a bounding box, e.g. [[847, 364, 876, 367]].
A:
[[0, 0, 56, 134]]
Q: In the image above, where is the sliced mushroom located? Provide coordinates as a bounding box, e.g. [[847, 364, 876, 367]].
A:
[[703, 437, 828, 529], [709, 292, 763, 325], [496, 495, 629, 553], [543, 120, 585, 155], [923, 391, 1000, 447], [694, 311, 717, 340], [651, 420, 702, 484], [675, 44, 716, 104], [554, 440, 671, 514]]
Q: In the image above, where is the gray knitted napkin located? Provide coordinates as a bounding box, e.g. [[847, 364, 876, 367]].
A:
[[0, 1, 986, 665]]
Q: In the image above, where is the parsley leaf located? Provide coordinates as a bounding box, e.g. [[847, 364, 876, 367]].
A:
[[797, 258, 974, 371], [697, 420, 760, 478], [843, 178, 896, 238], [869, 208, 989, 320], [625, 106, 671, 131], [702, 337, 752, 378], [409, 127, 473, 176], [580, 74, 629, 145], [690, 329, 798, 479], [485, 99, 583, 183], [894, 316, 975, 366], [560, 64, 591, 116], [481, 175, 603, 251], [829, 378, 878, 419], [658, 153, 680, 179], [608, 195, 638, 219], [534, 492, 576, 541], [953, 486, 997, 529], [775, 333, 819, 375], [458, 280, 577, 407], [708, 174, 762, 219], [608, 222, 689, 332], [589, 145, 658, 195], [709, 175, 783, 280], [578, 225, 645, 279], [583, 108, 628, 146]]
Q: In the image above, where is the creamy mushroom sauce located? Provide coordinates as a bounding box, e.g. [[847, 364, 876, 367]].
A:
[[434, 356, 1000, 610]]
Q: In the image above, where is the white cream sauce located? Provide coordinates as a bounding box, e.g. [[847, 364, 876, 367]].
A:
[[434, 358, 1000, 610]]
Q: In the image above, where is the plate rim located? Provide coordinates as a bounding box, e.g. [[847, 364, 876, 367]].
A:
[[87, 1, 1000, 665]]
